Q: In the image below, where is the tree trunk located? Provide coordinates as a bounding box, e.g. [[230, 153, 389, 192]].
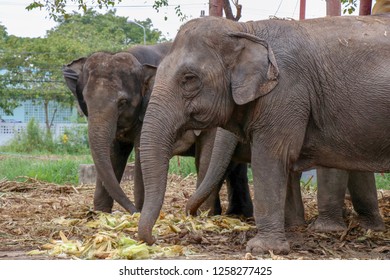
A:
[[359, 0, 372, 15], [209, 0, 223, 17], [43, 100, 51, 134], [299, 0, 306, 20], [326, 0, 341, 16], [223, 0, 242, 21]]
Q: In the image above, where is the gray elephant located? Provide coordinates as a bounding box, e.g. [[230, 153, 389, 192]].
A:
[[62, 43, 252, 216], [138, 16, 390, 254], [63, 43, 171, 213], [186, 128, 384, 231]]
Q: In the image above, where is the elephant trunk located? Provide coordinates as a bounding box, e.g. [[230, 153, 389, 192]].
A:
[[186, 128, 239, 215], [88, 114, 138, 213], [138, 91, 182, 245]]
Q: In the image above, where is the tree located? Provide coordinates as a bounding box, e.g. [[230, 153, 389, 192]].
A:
[[27, 0, 187, 21], [223, 0, 242, 21], [0, 9, 164, 131], [26, 0, 123, 21]]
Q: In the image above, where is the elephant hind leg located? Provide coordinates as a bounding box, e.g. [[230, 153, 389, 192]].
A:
[[347, 172, 385, 231], [309, 168, 348, 232]]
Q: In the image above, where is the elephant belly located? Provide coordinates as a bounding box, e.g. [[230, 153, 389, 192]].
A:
[[294, 135, 390, 173]]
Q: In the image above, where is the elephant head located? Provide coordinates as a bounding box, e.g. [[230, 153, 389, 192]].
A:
[[63, 51, 157, 214], [138, 17, 279, 244]]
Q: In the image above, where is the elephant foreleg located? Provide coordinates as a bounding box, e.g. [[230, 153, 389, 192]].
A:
[[225, 162, 253, 218], [93, 177, 114, 212], [246, 143, 290, 255]]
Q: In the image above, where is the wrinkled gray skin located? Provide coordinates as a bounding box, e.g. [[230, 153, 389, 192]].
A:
[[63, 43, 251, 216], [172, 129, 253, 217], [186, 128, 384, 231], [139, 16, 390, 255], [314, 168, 384, 232]]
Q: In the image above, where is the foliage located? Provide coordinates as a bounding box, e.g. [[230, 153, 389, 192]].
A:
[[0, 155, 93, 184], [26, 0, 123, 21], [59, 125, 90, 154], [168, 156, 196, 176], [152, 0, 186, 21], [341, 0, 358, 14], [26, 0, 185, 22], [3, 118, 53, 153], [376, 173, 390, 190], [0, 9, 165, 130], [28, 211, 253, 259], [1, 118, 89, 154]]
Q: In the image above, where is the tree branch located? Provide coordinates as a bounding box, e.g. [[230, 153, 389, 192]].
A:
[[223, 0, 242, 21]]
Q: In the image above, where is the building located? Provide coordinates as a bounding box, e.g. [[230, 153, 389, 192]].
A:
[[0, 101, 80, 145]]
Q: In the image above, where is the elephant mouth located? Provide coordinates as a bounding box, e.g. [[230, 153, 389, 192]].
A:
[[116, 127, 133, 143], [116, 121, 140, 143]]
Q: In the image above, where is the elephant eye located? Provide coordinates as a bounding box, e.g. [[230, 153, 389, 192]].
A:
[[118, 99, 128, 108], [180, 72, 202, 93]]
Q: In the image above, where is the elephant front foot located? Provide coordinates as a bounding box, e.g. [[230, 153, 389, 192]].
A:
[[93, 199, 114, 213], [246, 232, 290, 255], [358, 214, 385, 231], [93, 206, 113, 213], [309, 217, 346, 232]]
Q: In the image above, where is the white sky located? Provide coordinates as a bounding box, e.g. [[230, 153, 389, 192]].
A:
[[0, 0, 360, 39]]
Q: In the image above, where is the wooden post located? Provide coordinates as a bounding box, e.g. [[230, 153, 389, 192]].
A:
[[359, 0, 372, 15], [326, 0, 341, 16], [299, 0, 306, 20], [209, 0, 223, 17]]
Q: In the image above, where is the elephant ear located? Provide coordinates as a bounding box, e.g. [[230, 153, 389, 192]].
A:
[[139, 64, 158, 122], [228, 32, 279, 105], [62, 57, 88, 116]]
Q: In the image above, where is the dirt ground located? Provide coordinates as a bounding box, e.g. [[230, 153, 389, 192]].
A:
[[0, 174, 389, 260]]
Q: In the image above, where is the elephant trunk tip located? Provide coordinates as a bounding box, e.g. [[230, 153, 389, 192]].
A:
[[138, 230, 156, 246], [127, 204, 140, 214], [185, 197, 201, 216], [138, 219, 157, 245]]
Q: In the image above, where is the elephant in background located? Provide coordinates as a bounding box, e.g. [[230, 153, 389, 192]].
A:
[[138, 16, 390, 254], [63, 43, 252, 216], [186, 128, 384, 232], [63, 43, 171, 213]]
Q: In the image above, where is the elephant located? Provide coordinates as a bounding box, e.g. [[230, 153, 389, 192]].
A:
[[186, 127, 384, 232], [138, 16, 390, 255], [62, 43, 252, 217], [63, 43, 171, 214]]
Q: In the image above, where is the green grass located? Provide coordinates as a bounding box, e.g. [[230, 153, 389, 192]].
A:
[[0, 154, 93, 185], [0, 153, 388, 190], [0, 153, 196, 185], [375, 173, 390, 190], [168, 156, 197, 176]]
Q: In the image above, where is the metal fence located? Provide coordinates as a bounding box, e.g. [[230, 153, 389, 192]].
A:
[[0, 123, 87, 146]]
